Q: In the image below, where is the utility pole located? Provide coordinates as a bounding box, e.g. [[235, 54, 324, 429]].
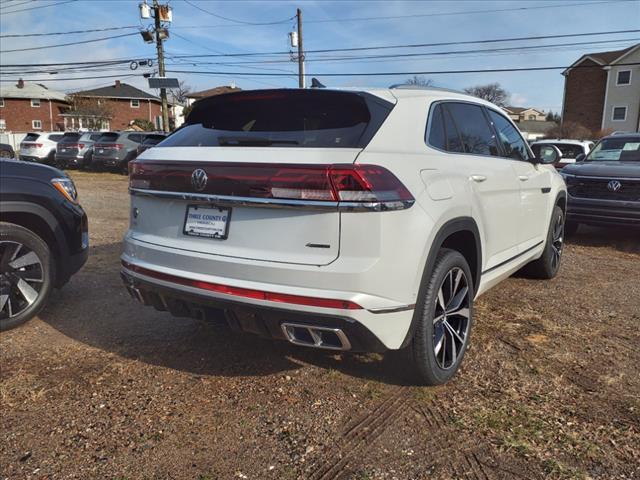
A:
[[153, 0, 169, 132], [296, 8, 305, 88]]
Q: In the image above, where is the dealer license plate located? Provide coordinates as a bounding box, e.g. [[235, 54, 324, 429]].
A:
[[183, 205, 231, 240]]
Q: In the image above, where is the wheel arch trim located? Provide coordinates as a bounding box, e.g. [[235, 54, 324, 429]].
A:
[[400, 216, 481, 349]]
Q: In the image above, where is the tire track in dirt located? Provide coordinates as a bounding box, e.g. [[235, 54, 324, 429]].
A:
[[308, 387, 411, 480]]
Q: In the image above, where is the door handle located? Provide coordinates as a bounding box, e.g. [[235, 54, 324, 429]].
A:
[[518, 175, 530, 181], [470, 175, 487, 183]]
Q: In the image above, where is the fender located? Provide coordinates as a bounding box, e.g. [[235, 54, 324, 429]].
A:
[[0, 201, 68, 258], [400, 216, 482, 348]]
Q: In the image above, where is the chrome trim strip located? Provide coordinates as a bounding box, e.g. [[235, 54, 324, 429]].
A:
[[570, 175, 640, 181], [368, 304, 416, 314], [130, 188, 414, 212]]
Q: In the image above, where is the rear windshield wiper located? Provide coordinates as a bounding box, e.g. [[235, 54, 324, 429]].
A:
[[218, 136, 299, 146]]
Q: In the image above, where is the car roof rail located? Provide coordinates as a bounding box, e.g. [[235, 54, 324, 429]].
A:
[[388, 84, 466, 95]]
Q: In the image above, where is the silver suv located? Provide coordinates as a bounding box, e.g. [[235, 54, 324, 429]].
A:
[[54, 131, 103, 169]]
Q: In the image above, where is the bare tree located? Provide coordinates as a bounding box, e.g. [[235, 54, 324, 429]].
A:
[[169, 81, 192, 105], [545, 121, 592, 140], [463, 83, 509, 107], [403, 75, 434, 87], [65, 94, 113, 130]]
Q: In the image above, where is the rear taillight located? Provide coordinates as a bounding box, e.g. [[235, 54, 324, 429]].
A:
[[64, 143, 85, 149], [129, 162, 414, 210]]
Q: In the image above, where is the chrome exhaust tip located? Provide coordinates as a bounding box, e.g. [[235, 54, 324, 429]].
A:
[[281, 323, 351, 351]]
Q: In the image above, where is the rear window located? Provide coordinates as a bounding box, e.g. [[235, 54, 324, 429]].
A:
[[142, 134, 166, 145], [160, 89, 394, 148], [48, 134, 64, 142], [60, 132, 81, 143], [97, 132, 119, 142], [24, 133, 40, 142], [538, 143, 584, 159]]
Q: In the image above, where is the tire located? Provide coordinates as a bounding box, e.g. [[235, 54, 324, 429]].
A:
[[405, 248, 474, 385], [564, 220, 579, 236], [521, 205, 564, 279], [0, 222, 55, 331], [47, 151, 56, 166]]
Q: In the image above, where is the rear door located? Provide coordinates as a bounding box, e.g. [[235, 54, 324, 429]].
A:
[[442, 102, 522, 270], [129, 89, 395, 266]]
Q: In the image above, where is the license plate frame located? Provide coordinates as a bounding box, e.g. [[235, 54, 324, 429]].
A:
[[183, 204, 231, 240]]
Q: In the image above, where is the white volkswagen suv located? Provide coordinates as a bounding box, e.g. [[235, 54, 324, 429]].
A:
[[121, 87, 566, 385]]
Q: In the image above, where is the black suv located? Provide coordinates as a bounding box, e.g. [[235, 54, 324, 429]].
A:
[[0, 159, 88, 330], [561, 133, 640, 233]]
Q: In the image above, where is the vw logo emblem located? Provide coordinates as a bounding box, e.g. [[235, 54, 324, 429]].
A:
[[191, 168, 208, 192], [607, 180, 622, 192]]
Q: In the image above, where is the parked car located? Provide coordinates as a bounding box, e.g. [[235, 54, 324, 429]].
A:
[[92, 131, 148, 173], [54, 131, 103, 169], [19, 132, 64, 165], [135, 133, 167, 158], [560, 132, 640, 233], [121, 87, 566, 385], [0, 159, 88, 330], [530, 139, 594, 170], [0, 143, 16, 159]]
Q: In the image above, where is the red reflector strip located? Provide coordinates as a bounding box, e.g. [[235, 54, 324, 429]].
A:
[[121, 261, 363, 310]]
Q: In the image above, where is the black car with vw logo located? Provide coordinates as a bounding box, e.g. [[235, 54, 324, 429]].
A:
[[560, 133, 640, 233]]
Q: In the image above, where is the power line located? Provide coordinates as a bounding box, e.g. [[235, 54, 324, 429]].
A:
[[1, 0, 76, 15], [0, 73, 143, 82], [163, 61, 640, 77], [0, 26, 139, 38], [0, 32, 140, 53], [174, 0, 632, 29], [182, 0, 294, 25]]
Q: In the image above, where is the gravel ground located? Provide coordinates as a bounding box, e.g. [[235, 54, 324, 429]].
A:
[[1, 171, 638, 480]]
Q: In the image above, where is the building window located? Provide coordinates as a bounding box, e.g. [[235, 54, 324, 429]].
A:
[[528, 115, 536, 120], [131, 99, 140, 108], [31, 99, 41, 107], [612, 106, 627, 121], [32, 120, 42, 129], [0, 98, 4, 107], [0, 119, 6, 130], [616, 70, 631, 86]]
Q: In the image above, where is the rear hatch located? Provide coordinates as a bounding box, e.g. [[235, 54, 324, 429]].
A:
[[94, 132, 125, 160], [20, 133, 43, 155], [129, 89, 396, 266], [56, 132, 82, 158]]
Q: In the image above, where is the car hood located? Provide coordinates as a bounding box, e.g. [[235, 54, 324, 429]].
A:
[[562, 161, 640, 178]]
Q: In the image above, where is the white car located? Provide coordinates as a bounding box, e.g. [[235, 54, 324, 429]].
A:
[[530, 139, 594, 169], [121, 87, 567, 385], [19, 132, 64, 165]]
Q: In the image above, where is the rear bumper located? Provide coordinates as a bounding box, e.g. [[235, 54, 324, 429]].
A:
[[120, 243, 415, 350], [121, 270, 388, 352], [19, 155, 48, 163], [567, 195, 640, 226]]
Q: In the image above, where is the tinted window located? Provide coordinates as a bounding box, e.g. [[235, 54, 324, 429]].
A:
[[89, 134, 102, 141], [60, 132, 81, 143], [24, 133, 40, 141], [127, 134, 143, 143], [142, 134, 166, 145], [427, 104, 446, 150], [487, 109, 531, 161], [161, 89, 393, 148], [97, 132, 119, 142], [537, 143, 584, 159], [442, 105, 464, 153], [446, 103, 498, 156], [48, 134, 64, 142]]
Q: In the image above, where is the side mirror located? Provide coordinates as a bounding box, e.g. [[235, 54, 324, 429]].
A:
[[575, 153, 586, 162], [535, 145, 561, 164]]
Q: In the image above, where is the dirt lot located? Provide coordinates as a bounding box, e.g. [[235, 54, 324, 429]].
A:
[[1, 171, 638, 480]]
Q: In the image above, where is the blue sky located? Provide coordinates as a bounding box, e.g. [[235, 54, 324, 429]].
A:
[[1, 0, 639, 112]]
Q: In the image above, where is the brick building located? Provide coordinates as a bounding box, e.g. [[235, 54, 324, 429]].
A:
[[561, 44, 640, 133], [0, 79, 69, 133], [65, 81, 164, 131]]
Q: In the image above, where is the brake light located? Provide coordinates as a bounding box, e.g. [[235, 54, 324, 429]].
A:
[[122, 261, 363, 310], [65, 143, 85, 149], [129, 161, 414, 207]]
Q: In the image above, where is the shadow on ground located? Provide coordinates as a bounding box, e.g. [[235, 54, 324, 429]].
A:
[[39, 242, 412, 385], [566, 224, 640, 253]]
